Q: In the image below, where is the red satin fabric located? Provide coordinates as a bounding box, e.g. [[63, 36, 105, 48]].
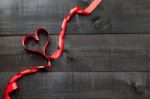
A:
[[4, 0, 102, 99]]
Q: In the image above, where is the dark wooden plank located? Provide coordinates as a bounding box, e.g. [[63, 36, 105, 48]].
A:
[[0, 72, 149, 99], [93, 0, 150, 33], [0, 34, 150, 72], [0, 0, 150, 35], [0, 0, 91, 35]]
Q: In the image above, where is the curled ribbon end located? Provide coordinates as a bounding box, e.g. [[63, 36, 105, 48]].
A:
[[84, 0, 102, 14], [4, 82, 19, 99]]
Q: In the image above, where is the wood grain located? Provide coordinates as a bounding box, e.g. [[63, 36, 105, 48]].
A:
[[0, 0, 150, 99], [0, 0, 150, 35], [0, 34, 150, 72], [0, 72, 149, 99]]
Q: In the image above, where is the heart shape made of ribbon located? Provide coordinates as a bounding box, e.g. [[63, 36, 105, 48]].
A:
[[22, 28, 50, 58]]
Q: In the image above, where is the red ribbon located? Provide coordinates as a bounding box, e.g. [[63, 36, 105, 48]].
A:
[[3, 0, 102, 99]]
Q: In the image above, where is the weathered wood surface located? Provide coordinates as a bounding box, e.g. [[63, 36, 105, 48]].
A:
[[0, 0, 150, 35], [0, 34, 150, 72], [0, 0, 150, 99], [0, 72, 149, 99]]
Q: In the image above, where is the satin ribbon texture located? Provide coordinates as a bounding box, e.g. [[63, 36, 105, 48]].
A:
[[4, 0, 102, 99]]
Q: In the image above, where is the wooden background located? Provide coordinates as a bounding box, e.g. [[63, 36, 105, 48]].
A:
[[0, 0, 150, 99]]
